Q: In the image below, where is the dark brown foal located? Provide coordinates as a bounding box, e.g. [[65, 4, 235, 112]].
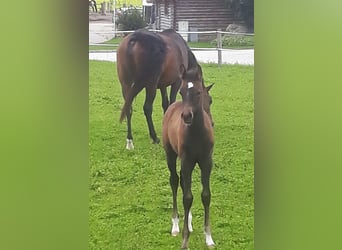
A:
[[162, 68, 215, 249]]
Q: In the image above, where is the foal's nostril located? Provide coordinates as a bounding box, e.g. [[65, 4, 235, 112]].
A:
[[181, 111, 193, 125]]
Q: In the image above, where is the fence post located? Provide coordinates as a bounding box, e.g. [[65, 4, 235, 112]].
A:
[[101, 2, 106, 15], [217, 29, 222, 66]]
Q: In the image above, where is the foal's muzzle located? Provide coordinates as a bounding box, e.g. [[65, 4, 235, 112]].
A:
[[181, 111, 193, 125]]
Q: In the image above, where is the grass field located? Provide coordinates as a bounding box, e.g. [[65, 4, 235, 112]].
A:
[[89, 61, 254, 249], [95, 0, 142, 8]]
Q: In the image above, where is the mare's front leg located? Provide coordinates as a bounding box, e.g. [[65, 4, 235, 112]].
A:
[[180, 158, 196, 249], [160, 87, 169, 113], [170, 79, 182, 104], [199, 157, 215, 247], [143, 86, 159, 144]]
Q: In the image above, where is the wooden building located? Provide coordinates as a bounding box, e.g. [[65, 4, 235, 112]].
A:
[[151, 0, 244, 41]]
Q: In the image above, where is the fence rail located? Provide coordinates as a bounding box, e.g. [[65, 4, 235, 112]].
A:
[[88, 28, 254, 36], [89, 29, 254, 65]]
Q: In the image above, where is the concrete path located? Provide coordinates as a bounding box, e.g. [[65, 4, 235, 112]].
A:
[[89, 23, 115, 44], [89, 49, 254, 65]]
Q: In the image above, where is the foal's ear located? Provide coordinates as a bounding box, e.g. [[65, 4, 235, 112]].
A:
[[206, 83, 215, 92]]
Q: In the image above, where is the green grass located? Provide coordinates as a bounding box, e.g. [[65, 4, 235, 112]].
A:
[[89, 61, 254, 249], [95, 0, 142, 8], [89, 37, 122, 51]]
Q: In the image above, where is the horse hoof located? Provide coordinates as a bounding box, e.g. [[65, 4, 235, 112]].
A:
[[181, 244, 188, 249], [171, 231, 179, 237], [205, 234, 215, 248], [152, 138, 160, 144], [171, 217, 179, 236], [126, 139, 134, 150]]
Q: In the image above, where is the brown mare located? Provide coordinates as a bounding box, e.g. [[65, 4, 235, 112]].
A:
[[117, 29, 201, 149], [162, 68, 215, 249]]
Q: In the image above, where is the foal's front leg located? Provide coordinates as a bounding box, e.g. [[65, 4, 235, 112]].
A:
[[166, 148, 180, 236], [180, 159, 195, 249], [199, 158, 215, 247]]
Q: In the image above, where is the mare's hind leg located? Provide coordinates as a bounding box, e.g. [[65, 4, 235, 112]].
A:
[[125, 106, 134, 150], [199, 158, 215, 247], [160, 87, 169, 113], [121, 84, 134, 150], [180, 158, 196, 249], [170, 79, 182, 104], [166, 146, 179, 236], [143, 86, 159, 144]]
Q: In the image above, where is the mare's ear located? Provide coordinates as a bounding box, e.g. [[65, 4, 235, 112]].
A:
[[206, 83, 215, 92], [180, 64, 186, 78]]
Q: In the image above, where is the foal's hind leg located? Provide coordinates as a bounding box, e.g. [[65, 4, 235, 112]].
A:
[[166, 147, 179, 236], [199, 158, 215, 247], [143, 86, 159, 144]]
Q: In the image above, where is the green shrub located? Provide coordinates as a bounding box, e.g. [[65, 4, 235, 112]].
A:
[[117, 8, 147, 31], [211, 35, 254, 48]]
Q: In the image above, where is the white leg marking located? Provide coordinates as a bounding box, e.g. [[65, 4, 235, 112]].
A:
[[126, 139, 134, 150], [188, 211, 193, 232], [171, 217, 180, 236], [205, 231, 215, 247]]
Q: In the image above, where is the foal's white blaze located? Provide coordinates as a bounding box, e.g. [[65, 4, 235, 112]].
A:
[[188, 211, 193, 232], [187, 82, 193, 89], [171, 217, 180, 236], [126, 139, 134, 150]]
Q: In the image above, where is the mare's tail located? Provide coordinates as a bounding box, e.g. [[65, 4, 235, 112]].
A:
[[119, 30, 167, 122]]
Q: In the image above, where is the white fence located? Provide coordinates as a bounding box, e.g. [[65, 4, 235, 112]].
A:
[[89, 29, 254, 65]]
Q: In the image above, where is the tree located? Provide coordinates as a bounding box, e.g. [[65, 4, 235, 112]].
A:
[[223, 0, 254, 32], [117, 8, 147, 31]]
